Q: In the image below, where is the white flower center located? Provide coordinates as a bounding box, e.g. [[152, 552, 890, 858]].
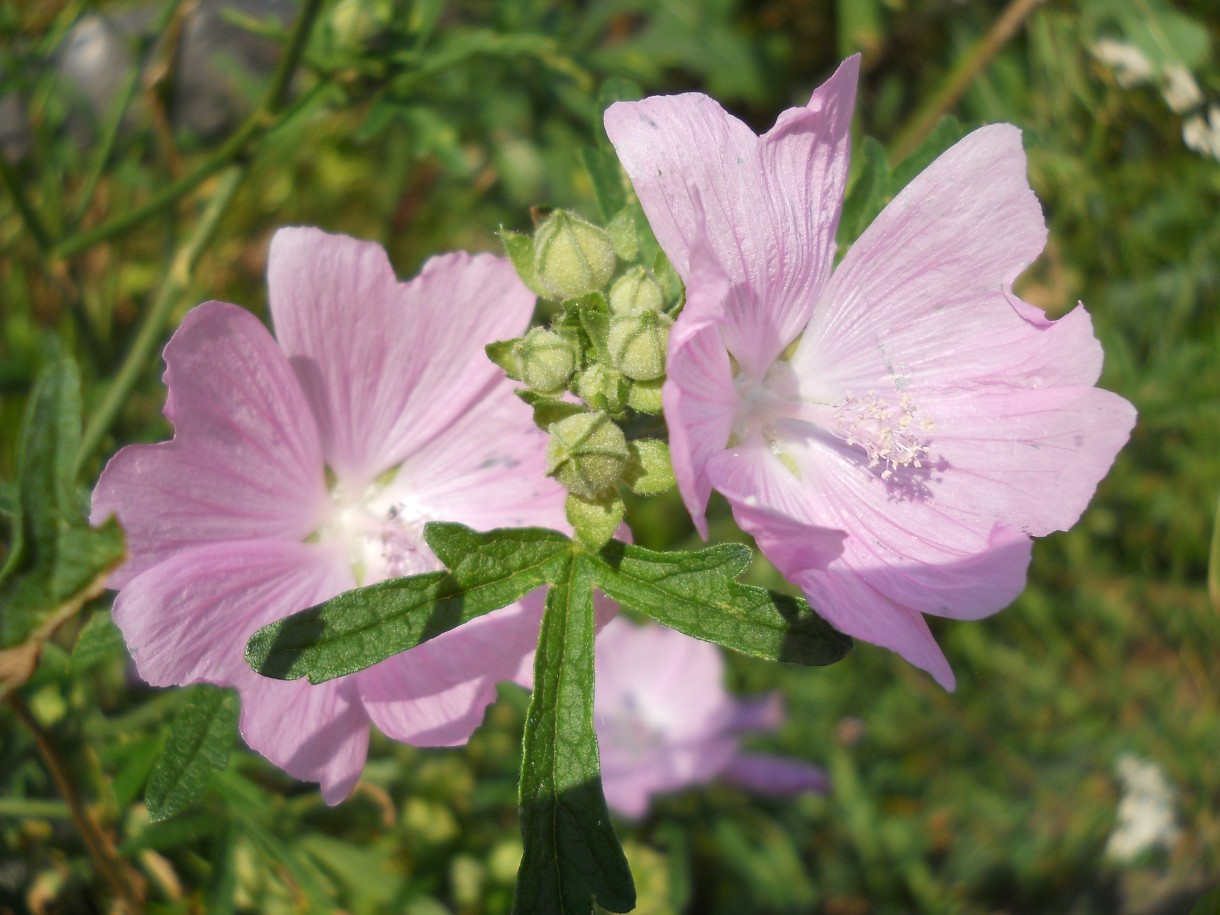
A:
[[731, 359, 934, 480], [317, 475, 436, 585]]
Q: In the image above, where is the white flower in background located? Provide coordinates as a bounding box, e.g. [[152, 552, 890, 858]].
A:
[[1162, 64, 1203, 114], [1091, 38, 1155, 87], [1183, 106, 1220, 162], [1105, 753, 1181, 863]]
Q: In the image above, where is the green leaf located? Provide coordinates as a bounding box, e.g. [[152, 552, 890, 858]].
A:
[[581, 146, 628, 224], [0, 359, 125, 697], [513, 555, 634, 915], [890, 117, 968, 190], [71, 609, 126, 672], [145, 686, 239, 822], [574, 292, 612, 362], [245, 525, 570, 683], [589, 541, 852, 666], [837, 135, 890, 252]]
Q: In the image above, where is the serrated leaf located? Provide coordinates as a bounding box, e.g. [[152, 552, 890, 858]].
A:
[[513, 555, 634, 915], [146, 686, 239, 822], [245, 525, 571, 683], [0, 359, 126, 698], [589, 541, 852, 666]]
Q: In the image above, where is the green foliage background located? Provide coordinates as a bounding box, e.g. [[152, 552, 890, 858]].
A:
[[1, 0, 1218, 912]]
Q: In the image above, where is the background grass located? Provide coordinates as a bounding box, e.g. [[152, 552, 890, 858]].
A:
[[1, 0, 1218, 912]]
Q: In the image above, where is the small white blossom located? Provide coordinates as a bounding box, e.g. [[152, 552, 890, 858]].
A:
[[1105, 753, 1181, 863], [1162, 64, 1203, 114], [1091, 38, 1156, 87], [1183, 106, 1220, 161]]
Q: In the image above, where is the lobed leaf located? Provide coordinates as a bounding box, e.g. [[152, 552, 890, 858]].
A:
[[589, 541, 852, 666], [245, 525, 570, 683]]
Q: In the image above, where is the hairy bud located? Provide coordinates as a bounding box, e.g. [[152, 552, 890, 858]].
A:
[[608, 309, 672, 381], [546, 411, 630, 499], [533, 211, 617, 301], [608, 266, 665, 316]]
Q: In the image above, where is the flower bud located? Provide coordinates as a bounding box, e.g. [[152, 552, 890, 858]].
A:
[[608, 267, 664, 315], [546, 412, 630, 499], [627, 378, 664, 414], [575, 363, 628, 414], [607, 309, 672, 381], [516, 327, 578, 394], [533, 211, 617, 300]]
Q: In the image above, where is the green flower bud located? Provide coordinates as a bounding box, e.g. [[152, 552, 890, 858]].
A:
[[533, 211, 617, 300], [608, 267, 665, 315], [575, 363, 628, 414], [516, 327, 578, 394], [607, 309, 672, 381], [627, 378, 664, 414], [546, 412, 630, 499]]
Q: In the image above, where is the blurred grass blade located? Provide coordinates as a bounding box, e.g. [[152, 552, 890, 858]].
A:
[[146, 686, 239, 822], [589, 541, 852, 666], [513, 555, 635, 915], [245, 525, 570, 683], [0, 358, 125, 698], [1209, 493, 1220, 614]]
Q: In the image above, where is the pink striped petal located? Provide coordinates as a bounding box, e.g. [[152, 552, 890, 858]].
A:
[[268, 229, 535, 487], [91, 302, 328, 588]]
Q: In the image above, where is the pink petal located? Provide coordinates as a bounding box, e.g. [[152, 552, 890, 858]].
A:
[[386, 377, 568, 533], [358, 593, 546, 746], [606, 56, 859, 376], [722, 753, 829, 795], [924, 384, 1137, 537], [268, 228, 535, 487], [662, 216, 738, 536], [796, 125, 1050, 391], [112, 539, 370, 802], [91, 302, 328, 588]]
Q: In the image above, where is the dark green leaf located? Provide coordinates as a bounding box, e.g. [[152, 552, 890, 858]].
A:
[[71, 610, 126, 672], [245, 525, 570, 683], [837, 135, 890, 252], [574, 292, 611, 362], [514, 555, 634, 915], [890, 116, 968, 190], [500, 228, 550, 298], [589, 541, 852, 666], [145, 686, 239, 822]]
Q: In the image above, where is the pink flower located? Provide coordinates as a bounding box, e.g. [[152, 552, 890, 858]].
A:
[[604, 57, 1136, 689], [92, 227, 569, 803], [595, 618, 828, 818]]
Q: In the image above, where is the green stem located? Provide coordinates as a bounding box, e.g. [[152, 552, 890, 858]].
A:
[[889, 0, 1043, 163], [0, 153, 54, 255], [75, 166, 244, 475], [54, 0, 324, 259], [0, 797, 72, 819]]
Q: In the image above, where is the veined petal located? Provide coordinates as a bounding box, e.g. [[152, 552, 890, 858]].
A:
[[663, 217, 737, 537], [112, 539, 370, 802], [386, 377, 568, 533], [797, 125, 1050, 390], [606, 56, 859, 375], [268, 228, 534, 486], [91, 302, 328, 588], [923, 384, 1137, 537], [358, 593, 546, 747]]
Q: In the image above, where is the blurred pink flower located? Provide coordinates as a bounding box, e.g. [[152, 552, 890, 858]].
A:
[[605, 56, 1136, 689], [595, 618, 827, 818], [92, 227, 568, 803]]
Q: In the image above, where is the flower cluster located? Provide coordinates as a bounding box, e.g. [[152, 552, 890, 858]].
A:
[[93, 228, 569, 802]]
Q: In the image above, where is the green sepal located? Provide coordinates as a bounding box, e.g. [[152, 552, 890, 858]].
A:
[[499, 228, 551, 298], [486, 337, 526, 382], [624, 439, 675, 495], [565, 491, 625, 552], [516, 389, 587, 430], [606, 208, 639, 262]]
